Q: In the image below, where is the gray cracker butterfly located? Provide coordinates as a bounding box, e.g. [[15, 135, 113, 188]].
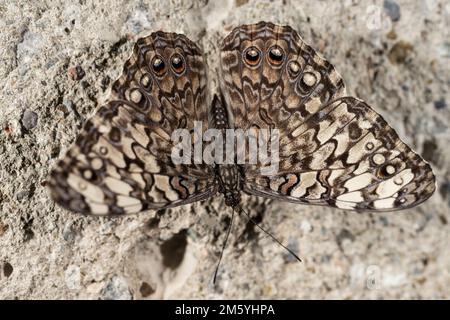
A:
[[49, 22, 435, 216]]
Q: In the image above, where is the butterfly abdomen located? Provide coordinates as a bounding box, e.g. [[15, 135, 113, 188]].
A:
[[216, 164, 243, 208]]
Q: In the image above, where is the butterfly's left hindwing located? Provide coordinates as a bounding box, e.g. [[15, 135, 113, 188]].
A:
[[49, 32, 216, 215], [219, 22, 435, 211]]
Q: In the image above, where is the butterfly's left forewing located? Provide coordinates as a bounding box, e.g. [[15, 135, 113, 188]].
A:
[[49, 32, 216, 215], [219, 22, 435, 211]]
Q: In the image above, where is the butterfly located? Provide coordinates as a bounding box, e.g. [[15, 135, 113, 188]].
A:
[[49, 21, 435, 219]]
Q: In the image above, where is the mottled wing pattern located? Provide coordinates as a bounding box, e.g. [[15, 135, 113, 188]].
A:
[[49, 32, 216, 215], [246, 97, 435, 211], [220, 22, 346, 132], [220, 22, 435, 211]]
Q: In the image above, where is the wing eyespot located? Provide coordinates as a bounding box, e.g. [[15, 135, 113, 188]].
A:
[[140, 74, 152, 91], [379, 163, 397, 178], [301, 72, 317, 87], [365, 142, 375, 151], [372, 153, 386, 165], [267, 45, 284, 66], [151, 56, 167, 76], [83, 169, 101, 184], [83, 169, 93, 180], [244, 46, 261, 67], [129, 89, 143, 104], [288, 61, 301, 77], [78, 182, 87, 191], [171, 54, 186, 74], [99, 146, 108, 155]]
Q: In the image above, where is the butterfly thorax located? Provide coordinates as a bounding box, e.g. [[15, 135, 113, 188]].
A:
[[215, 164, 243, 208]]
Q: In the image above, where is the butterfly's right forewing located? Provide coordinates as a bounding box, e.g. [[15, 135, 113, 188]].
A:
[[49, 32, 216, 215]]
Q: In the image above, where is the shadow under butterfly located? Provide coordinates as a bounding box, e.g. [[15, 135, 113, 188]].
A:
[[49, 22, 436, 283]]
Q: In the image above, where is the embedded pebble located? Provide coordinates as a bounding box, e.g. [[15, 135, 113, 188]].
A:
[[68, 65, 85, 81], [16, 190, 29, 201], [100, 276, 132, 300], [62, 222, 76, 242], [384, 0, 401, 22], [284, 237, 300, 263], [21, 110, 38, 130], [16, 31, 44, 64], [65, 265, 81, 290], [434, 98, 447, 109]]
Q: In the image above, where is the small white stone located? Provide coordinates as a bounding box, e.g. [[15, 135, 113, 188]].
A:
[[300, 220, 313, 233], [65, 265, 81, 290]]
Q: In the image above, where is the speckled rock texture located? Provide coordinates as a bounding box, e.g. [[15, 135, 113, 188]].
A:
[[1, 0, 449, 299]]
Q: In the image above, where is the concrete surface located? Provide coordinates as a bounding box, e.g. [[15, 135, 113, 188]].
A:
[[0, 0, 449, 299]]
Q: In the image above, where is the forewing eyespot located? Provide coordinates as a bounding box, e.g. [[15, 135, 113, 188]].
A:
[[301, 72, 317, 87], [140, 74, 152, 91], [244, 46, 261, 66], [171, 54, 185, 74], [288, 61, 301, 77], [151, 56, 166, 76], [267, 46, 284, 66], [129, 89, 143, 104]]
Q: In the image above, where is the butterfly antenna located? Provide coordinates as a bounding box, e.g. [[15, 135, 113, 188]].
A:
[[237, 206, 302, 262], [213, 207, 236, 284]]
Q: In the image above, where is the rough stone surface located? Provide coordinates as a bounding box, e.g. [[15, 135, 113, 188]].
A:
[[1, 0, 449, 299]]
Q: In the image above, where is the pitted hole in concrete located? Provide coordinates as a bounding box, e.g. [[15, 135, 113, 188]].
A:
[[422, 139, 438, 164], [0, 222, 8, 237], [243, 210, 264, 241], [147, 210, 165, 229], [336, 228, 356, 249], [21, 215, 34, 241], [3, 262, 13, 277], [160, 229, 187, 270], [139, 281, 155, 297]]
